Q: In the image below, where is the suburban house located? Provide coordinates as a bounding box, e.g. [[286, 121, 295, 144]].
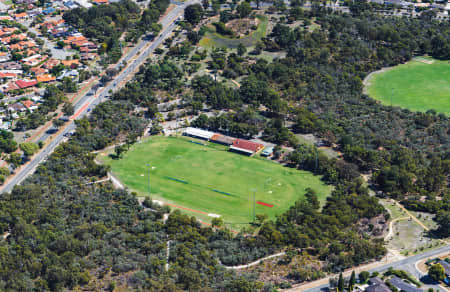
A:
[[43, 59, 60, 70], [8, 102, 26, 113], [0, 62, 22, 70], [61, 59, 80, 68], [0, 52, 11, 62], [37, 74, 56, 83], [16, 79, 38, 89], [22, 100, 38, 112], [388, 276, 422, 292], [438, 260, 450, 284], [57, 69, 78, 81], [365, 278, 391, 292]]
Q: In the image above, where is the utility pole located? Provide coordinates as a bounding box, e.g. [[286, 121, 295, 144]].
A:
[[315, 147, 318, 172], [391, 87, 393, 107], [146, 163, 151, 195], [251, 188, 256, 224], [175, 115, 178, 137], [253, 190, 255, 224]]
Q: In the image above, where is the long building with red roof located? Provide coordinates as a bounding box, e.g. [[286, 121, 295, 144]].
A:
[[230, 139, 264, 156]]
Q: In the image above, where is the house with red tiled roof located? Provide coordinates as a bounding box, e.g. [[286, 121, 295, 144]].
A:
[[81, 52, 98, 61], [2, 28, 16, 34], [36, 74, 56, 83], [9, 43, 23, 51], [0, 72, 17, 79], [0, 16, 13, 21], [19, 40, 36, 48], [14, 13, 28, 20], [11, 34, 27, 41], [31, 67, 47, 75], [42, 59, 60, 69], [61, 59, 79, 68], [22, 100, 38, 111], [2, 82, 20, 93], [16, 79, 37, 89]]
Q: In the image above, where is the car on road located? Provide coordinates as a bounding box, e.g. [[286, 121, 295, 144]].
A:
[[46, 128, 58, 134]]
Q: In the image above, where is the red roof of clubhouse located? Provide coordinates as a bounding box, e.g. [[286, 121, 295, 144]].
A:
[[231, 139, 264, 153]]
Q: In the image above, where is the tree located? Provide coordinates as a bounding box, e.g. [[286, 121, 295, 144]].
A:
[[63, 103, 74, 116], [202, 0, 209, 10], [255, 214, 268, 225], [359, 271, 370, 283], [8, 152, 22, 167], [237, 43, 247, 56], [237, 2, 251, 18], [60, 77, 78, 93], [56, 40, 65, 48], [435, 211, 450, 237], [19, 142, 39, 156], [428, 263, 445, 282], [114, 144, 127, 159], [53, 119, 65, 129], [338, 273, 344, 291], [211, 217, 223, 228], [184, 4, 204, 25], [349, 271, 356, 291]]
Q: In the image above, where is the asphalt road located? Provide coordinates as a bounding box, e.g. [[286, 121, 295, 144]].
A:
[[300, 244, 450, 292], [0, 0, 198, 194]]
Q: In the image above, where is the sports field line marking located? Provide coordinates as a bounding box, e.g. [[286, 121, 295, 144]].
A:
[[164, 202, 209, 215], [257, 201, 273, 208]]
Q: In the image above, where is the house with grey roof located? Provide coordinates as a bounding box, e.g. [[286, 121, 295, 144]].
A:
[[388, 276, 422, 292], [366, 278, 391, 292]]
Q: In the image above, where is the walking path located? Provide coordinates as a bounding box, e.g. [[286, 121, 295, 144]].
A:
[[385, 216, 409, 241], [221, 252, 286, 270]]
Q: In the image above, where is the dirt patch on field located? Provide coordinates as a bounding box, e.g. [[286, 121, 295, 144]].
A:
[[414, 57, 434, 64], [363, 66, 391, 94]]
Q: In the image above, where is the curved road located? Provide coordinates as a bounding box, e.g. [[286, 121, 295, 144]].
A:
[[290, 244, 450, 292], [0, 0, 198, 194]]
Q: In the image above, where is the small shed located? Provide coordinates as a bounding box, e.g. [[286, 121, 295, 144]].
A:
[[261, 146, 274, 157]]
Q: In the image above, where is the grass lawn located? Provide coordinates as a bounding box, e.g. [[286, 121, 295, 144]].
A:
[[366, 57, 450, 115], [98, 136, 332, 226], [199, 15, 268, 49]]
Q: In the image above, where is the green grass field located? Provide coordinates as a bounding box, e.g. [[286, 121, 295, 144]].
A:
[[98, 136, 332, 226], [199, 15, 268, 48], [366, 58, 450, 115]]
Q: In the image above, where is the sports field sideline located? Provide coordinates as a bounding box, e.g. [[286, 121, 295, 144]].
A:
[[98, 136, 333, 226]]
